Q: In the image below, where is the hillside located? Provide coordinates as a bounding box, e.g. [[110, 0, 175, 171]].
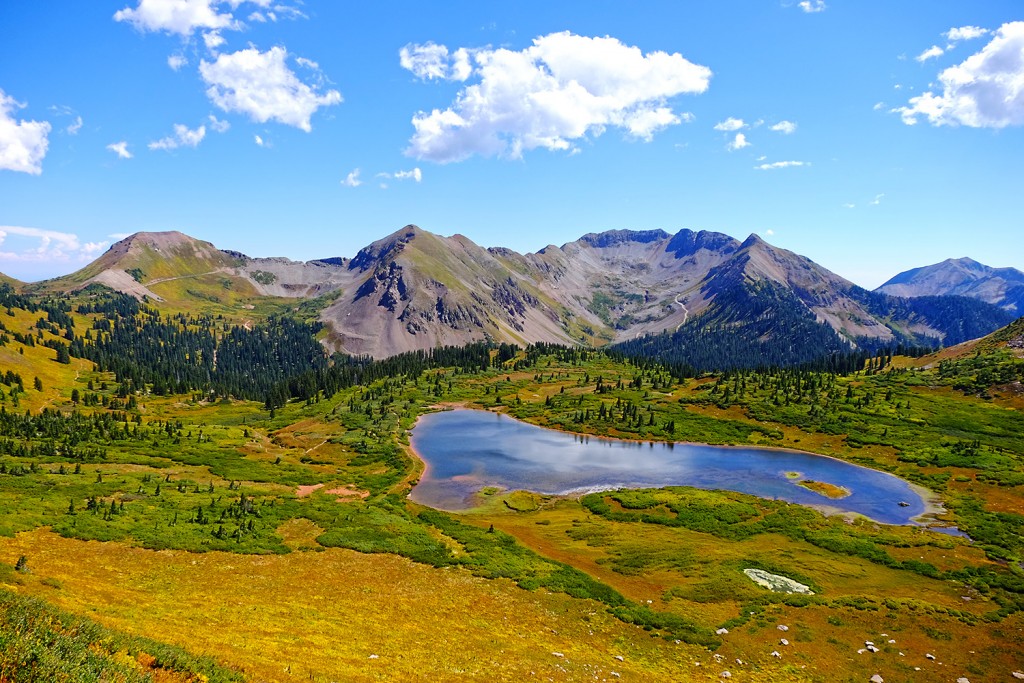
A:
[[32, 231, 350, 309], [877, 257, 1024, 314]]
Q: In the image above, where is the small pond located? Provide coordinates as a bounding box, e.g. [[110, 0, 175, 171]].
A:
[[409, 409, 933, 525]]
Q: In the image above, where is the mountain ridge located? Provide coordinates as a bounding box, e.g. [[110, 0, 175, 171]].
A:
[[20, 225, 1017, 360], [877, 257, 1024, 314]]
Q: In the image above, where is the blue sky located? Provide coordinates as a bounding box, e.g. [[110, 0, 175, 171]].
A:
[[0, 1, 1021, 287]]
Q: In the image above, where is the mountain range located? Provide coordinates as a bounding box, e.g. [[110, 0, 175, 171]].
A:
[[14, 226, 1018, 362], [877, 257, 1024, 314]]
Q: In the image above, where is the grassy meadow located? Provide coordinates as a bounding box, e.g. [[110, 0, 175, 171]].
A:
[[0, 292, 1022, 681]]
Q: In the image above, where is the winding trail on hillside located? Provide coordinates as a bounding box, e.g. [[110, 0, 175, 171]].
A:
[[674, 293, 689, 331], [143, 269, 229, 287]]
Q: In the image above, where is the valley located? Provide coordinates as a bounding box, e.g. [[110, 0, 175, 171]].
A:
[[0, 276, 1021, 681]]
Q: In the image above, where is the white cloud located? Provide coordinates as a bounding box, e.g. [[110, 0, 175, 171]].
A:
[[168, 54, 188, 71], [405, 31, 711, 162], [798, 0, 826, 13], [200, 46, 342, 131], [248, 11, 267, 22], [108, 232, 133, 240], [754, 160, 809, 170], [842, 203, 856, 209], [896, 22, 1024, 128], [148, 123, 206, 150], [916, 45, 944, 62], [114, 0, 234, 36], [203, 30, 225, 51], [208, 114, 230, 132], [0, 225, 108, 266], [765, 229, 775, 236], [945, 26, 989, 43], [106, 141, 133, 159], [340, 168, 362, 187], [253, 133, 267, 146], [872, 102, 885, 111], [870, 193, 885, 205], [714, 117, 745, 131], [400, 43, 473, 82], [66, 116, 83, 135], [769, 120, 797, 134], [389, 167, 423, 182], [726, 132, 750, 151], [0, 90, 51, 175]]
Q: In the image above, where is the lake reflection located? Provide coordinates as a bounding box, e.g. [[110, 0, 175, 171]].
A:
[[409, 409, 928, 524]]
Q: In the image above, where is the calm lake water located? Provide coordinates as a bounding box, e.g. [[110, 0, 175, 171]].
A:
[[409, 409, 929, 524]]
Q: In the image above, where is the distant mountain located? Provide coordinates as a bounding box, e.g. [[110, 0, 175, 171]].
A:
[[877, 257, 1024, 314], [32, 226, 1015, 361], [32, 231, 350, 305]]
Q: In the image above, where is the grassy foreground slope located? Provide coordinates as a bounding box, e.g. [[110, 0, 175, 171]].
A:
[[0, 288, 1022, 681]]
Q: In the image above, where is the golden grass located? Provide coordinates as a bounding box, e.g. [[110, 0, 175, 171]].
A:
[[0, 529, 788, 683], [795, 481, 850, 500]]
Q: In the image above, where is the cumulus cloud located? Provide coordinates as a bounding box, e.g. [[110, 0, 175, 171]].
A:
[[66, 116, 83, 135], [148, 123, 206, 150], [0, 90, 51, 175], [798, 0, 826, 13], [106, 141, 133, 159], [726, 132, 750, 151], [0, 225, 108, 268], [870, 193, 885, 205], [200, 46, 342, 131], [114, 0, 235, 36], [340, 168, 362, 187], [946, 26, 988, 43], [770, 120, 797, 134], [842, 202, 856, 209], [168, 53, 187, 70], [754, 160, 809, 170], [400, 42, 473, 81], [896, 22, 1024, 128], [916, 45, 944, 62], [713, 117, 745, 131], [203, 30, 225, 51], [208, 114, 230, 132], [404, 31, 711, 162]]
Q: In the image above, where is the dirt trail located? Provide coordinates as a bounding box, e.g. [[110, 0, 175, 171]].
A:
[[674, 293, 689, 331], [144, 269, 229, 286]]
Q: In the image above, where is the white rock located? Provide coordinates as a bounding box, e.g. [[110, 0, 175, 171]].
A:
[[867, 645, 880, 653], [368, 654, 379, 660], [611, 673, 620, 678], [1013, 673, 1024, 680], [857, 649, 867, 655], [777, 624, 789, 631], [720, 672, 731, 679], [870, 675, 884, 683], [716, 628, 729, 635], [888, 639, 896, 644], [865, 641, 875, 646], [614, 655, 624, 661], [770, 651, 782, 658], [957, 679, 970, 683], [780, 639, 789, 646], [735, 659, 743, 665], [926, 654, 936, 660], [552, 652, 564, 658]]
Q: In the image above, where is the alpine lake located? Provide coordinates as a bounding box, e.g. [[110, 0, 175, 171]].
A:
[[410, 408, 951, 528]]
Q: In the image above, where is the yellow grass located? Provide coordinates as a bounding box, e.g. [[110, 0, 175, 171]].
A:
[[0, 528, 803, 683]]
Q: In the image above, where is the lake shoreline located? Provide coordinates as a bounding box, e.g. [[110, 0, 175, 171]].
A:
[[408, 403, 953, 530]]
